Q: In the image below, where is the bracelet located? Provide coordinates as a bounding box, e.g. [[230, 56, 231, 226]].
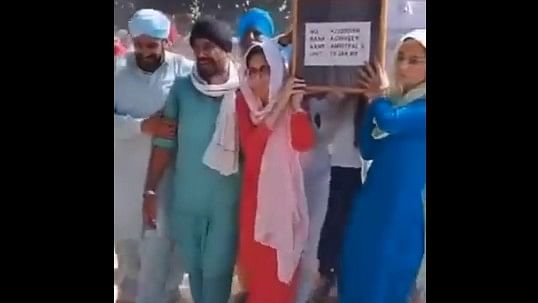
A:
[[143, 190, 157, 197]]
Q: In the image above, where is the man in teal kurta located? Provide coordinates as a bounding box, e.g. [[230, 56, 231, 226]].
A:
[[143, 17, 241, 303]]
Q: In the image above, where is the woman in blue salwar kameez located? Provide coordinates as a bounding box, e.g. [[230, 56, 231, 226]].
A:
[[339, 29, 427, 303]]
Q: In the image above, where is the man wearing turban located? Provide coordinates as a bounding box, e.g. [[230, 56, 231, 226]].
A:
[[143, 17, 242, 303], [114, 9, 193, 303], [237, 8, 276, 54]]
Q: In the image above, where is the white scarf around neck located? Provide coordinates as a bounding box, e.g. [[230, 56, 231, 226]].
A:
[[190, 62, 240, 176]]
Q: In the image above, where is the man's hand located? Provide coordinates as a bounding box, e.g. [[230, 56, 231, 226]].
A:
[[142, 193, 157, 229], [277, 30, 293, 47], [141, 113, 176, 139]]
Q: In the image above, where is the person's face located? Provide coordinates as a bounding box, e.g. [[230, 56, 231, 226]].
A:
[[396, 39, 426, 91], [192, 38, 229, 79], [240, 29, 262, 54], [133, 35, 164, 68], [246, 52, 270, 101]]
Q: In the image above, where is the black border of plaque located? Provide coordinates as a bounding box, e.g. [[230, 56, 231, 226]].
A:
[[292, 0, 388, 94]]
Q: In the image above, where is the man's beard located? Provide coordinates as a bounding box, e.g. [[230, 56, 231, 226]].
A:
[[135, 53, 163, 73], [196, 58, 219, 81]]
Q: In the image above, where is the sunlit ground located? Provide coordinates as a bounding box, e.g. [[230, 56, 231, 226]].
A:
[[114, 250, 336, 303], [114, 250, 242, 303]]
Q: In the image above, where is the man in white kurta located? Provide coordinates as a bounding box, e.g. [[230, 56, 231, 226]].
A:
[[296, 94, 347, 303], [303, 96, 369, 302], [114, 9, 193, 303]]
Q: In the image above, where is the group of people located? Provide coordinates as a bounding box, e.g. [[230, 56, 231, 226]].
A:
[[114, 7, 426, 303]]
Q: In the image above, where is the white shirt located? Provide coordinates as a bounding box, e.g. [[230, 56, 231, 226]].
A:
[[329, 101, 362, 168], [301, 97, 342, 176], [114, 51, 193, 241]]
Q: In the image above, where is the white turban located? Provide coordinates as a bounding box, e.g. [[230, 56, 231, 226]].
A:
[[128, 9, 170, 39]]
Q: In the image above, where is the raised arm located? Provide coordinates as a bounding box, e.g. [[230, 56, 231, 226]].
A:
[[371, 97, 426, 136], [290, 111, 315, 152], [236, 75, 299, 151]]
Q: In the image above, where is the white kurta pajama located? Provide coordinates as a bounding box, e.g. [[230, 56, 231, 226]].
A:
[[114, 51, 193, 303], [295, 97, 345, 303]]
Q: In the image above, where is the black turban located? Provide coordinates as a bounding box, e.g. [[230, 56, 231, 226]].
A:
[[189, 17, 233, 53]]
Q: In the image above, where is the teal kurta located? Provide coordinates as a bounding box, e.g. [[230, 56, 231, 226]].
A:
[[153, 75, 241, 303]]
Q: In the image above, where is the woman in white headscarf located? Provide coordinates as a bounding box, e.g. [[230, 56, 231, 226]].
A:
[[339, 29, 426, 303], [236, 39, 315, 303]]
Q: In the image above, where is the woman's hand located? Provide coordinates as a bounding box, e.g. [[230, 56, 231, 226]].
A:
[[264, 77, 306, 129], [279, 77, 306, 111], [281, 77, 306, 103], [357, 61, 389, 100], [290, 86, 306, 112]]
